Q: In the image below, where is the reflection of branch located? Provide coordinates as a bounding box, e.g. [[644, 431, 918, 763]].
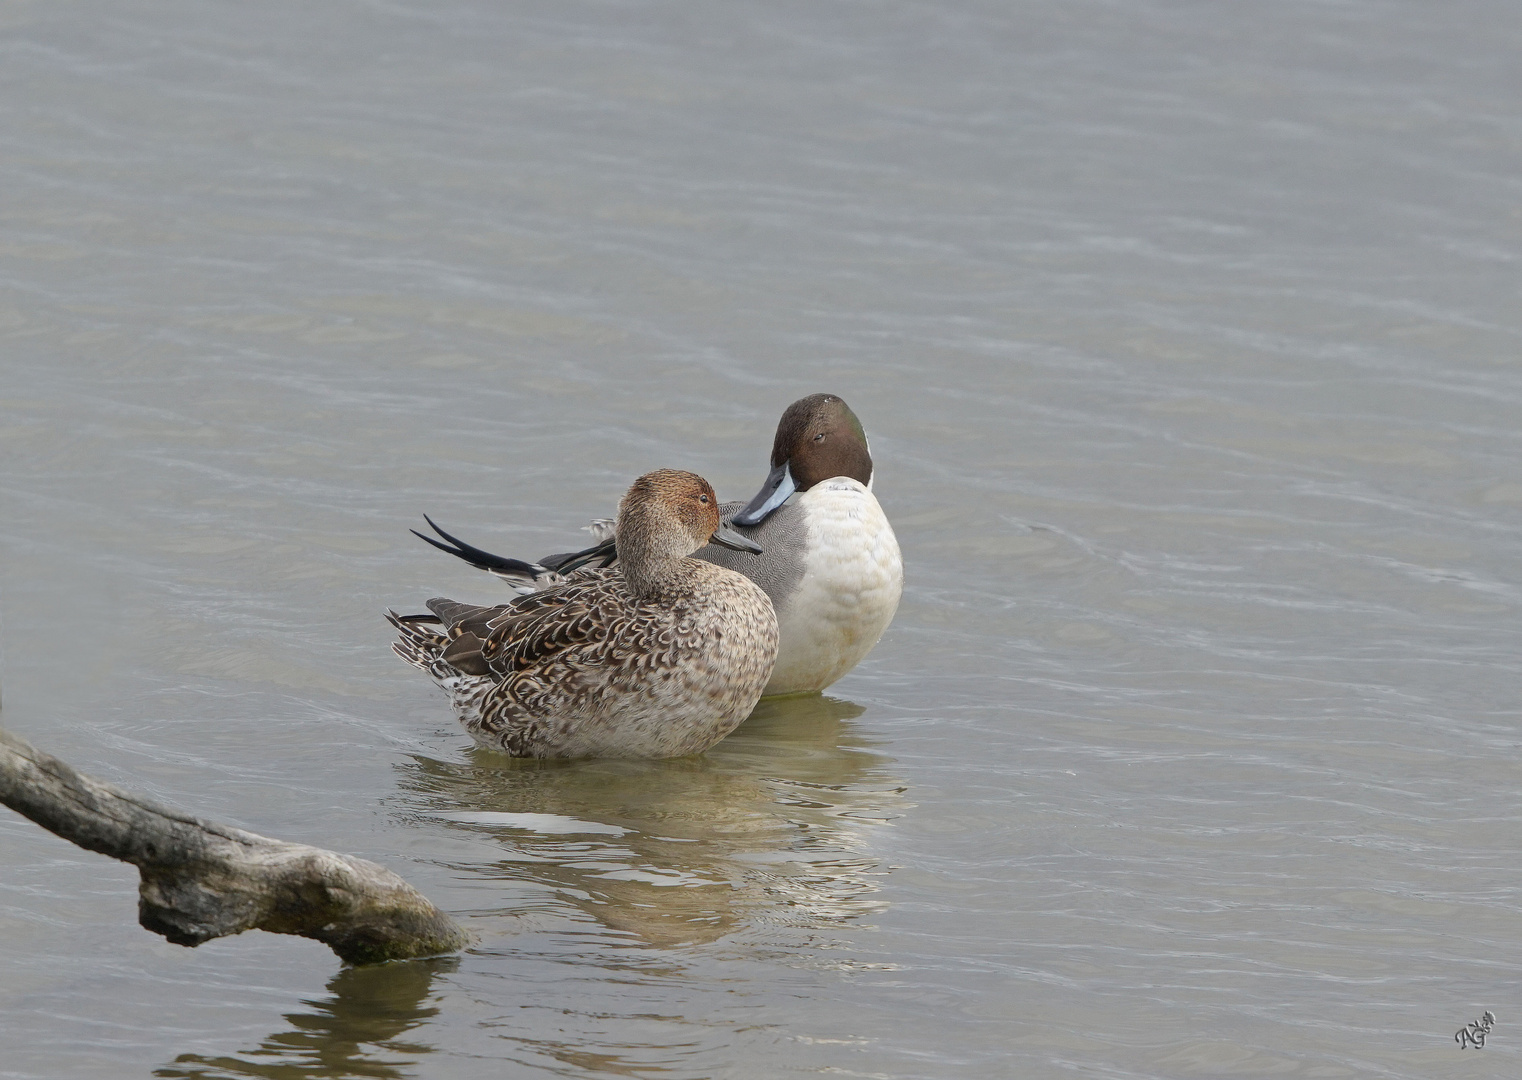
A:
[[0, 726, 467, 965], [159, 957, 456, 1079]]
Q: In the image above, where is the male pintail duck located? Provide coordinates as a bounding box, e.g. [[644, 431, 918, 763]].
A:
[[414, 394, 903, 697], [389, 470, 779, 759]]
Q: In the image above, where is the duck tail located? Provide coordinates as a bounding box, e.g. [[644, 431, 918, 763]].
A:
[[386, 609, 449, 671], [411, 515, 615, 593], [409, 515, 551, 593]]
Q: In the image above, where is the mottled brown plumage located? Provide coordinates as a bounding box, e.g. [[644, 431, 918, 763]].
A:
[[389, 470, 779, 759]]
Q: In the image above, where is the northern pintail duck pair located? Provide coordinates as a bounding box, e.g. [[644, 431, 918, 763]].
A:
[[390, 470, 779, 759], [416, 394, 903, 698]]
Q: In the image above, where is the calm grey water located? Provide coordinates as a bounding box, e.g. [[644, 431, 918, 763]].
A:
[[2, 1, 1520, 1077]]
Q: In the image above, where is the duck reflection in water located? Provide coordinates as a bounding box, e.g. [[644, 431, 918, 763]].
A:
[[152, 697, 905, 1077], [157, 957, 457, 1080], [401, 693, 909, 948]]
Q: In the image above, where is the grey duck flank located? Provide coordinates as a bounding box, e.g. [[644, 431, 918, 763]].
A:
[[389, 470, 779, 759]]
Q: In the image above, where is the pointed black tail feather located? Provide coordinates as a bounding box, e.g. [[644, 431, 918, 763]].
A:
[[540, 536, 618, 574], [412, 515, 547, 578], [413, 514, 618, 590]]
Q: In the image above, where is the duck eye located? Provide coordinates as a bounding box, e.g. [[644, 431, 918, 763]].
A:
[[699, 494, 709, 504]]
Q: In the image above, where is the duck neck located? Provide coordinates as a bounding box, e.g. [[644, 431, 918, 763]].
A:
[[616, 518, 695, 600]]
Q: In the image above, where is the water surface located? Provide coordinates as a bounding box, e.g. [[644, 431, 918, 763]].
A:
[[2, 1, 1520, 1077]]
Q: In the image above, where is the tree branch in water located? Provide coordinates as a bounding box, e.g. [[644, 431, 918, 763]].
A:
[[0, 725, 468, 965]]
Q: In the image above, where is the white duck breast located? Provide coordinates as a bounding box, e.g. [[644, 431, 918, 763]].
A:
[[696, 477, 901, 696]]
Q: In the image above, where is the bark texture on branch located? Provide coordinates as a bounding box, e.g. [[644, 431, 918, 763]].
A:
[[0, 726, 469, 965]]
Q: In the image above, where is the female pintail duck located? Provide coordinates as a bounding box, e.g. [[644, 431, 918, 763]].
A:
[[414, 395, 902, 697], [389, 470, 779, 759]]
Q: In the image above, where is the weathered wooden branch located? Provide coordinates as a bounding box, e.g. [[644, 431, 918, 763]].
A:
[[0, 725, 468, 965]]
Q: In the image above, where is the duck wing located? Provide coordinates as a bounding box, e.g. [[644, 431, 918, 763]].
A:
[[425, 597, 512, 636], [424, 569, 632, 679]]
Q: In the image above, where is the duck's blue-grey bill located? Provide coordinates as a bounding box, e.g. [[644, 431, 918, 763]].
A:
[[732, 461, 795, 526], [708, 523, 764, 554]]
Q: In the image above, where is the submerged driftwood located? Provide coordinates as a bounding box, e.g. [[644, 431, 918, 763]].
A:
[[0, 726, 468, 964]]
